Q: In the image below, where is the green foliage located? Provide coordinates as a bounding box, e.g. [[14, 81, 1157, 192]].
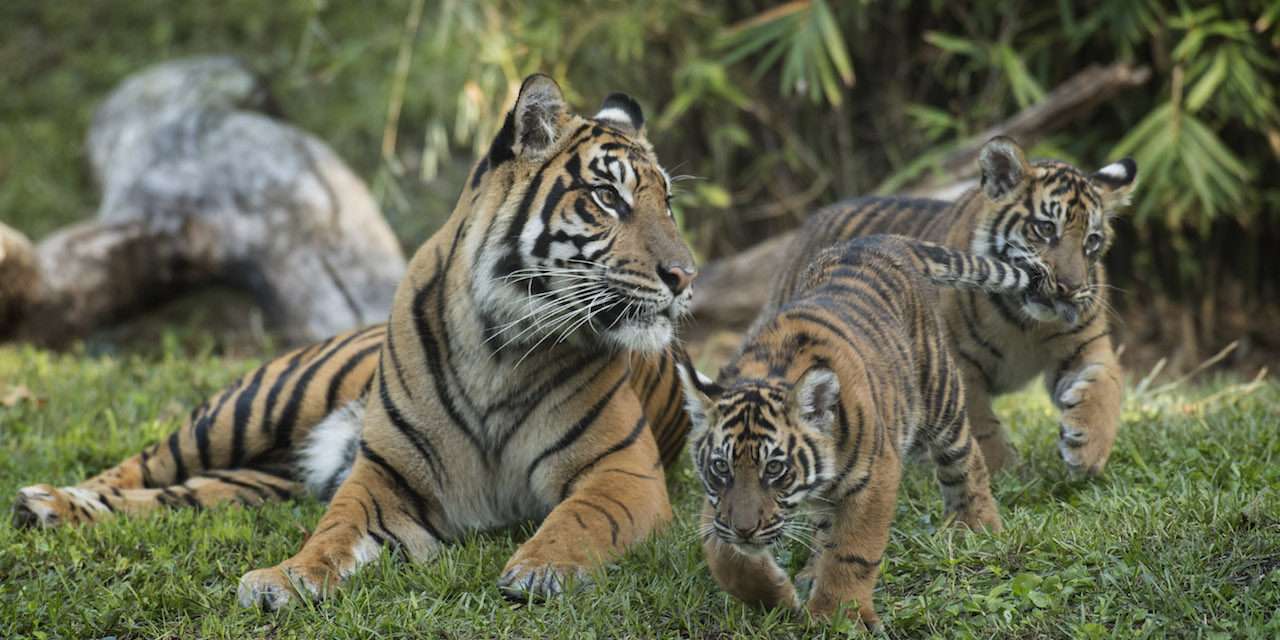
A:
[[2, 345, 1279, 637], [718, 0, 855, 106], [1, 0, 1277, 302]]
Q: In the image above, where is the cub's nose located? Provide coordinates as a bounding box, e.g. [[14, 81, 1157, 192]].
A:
[[657, 263, 696, 295], [733, 523, 758, 538]]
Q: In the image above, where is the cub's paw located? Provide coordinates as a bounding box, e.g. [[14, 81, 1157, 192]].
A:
[[497, 561, 590, 601], [237, 565, 327, 611], [13, 485, 109, 528], [1057, 423, 1110, 476], [948, 505, 1004, 534], [806, 596, 881, 633]]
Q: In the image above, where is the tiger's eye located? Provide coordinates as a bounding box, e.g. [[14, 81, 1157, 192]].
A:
[[764, 460, 785, 477], [711, 458, 730, 475], [1034, 219, 1057, 240], [594, 186, 620, 209]]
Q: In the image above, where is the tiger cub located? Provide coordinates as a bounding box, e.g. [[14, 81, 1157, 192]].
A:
[[679, 235, 1040, 628], [14, 75, 698, 609], [773, 138, 1138, 475]]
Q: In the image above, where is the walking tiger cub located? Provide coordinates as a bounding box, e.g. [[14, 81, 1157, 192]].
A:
[[679, 235, 1041, 628], [14, 75, 698, 609], [772, 138, 1137, 475]]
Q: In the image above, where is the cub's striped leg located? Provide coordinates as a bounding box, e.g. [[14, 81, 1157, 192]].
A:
[[929, 425, 1002, 532], [236, 455, 443, 610], [13, 468, 301, 527], [959, 374, 1019, 473], [1046, 333, 1122, 475], [805, 461, 900, 630], [700, 503, 799, 609], [498, 411, 672, 600], [12, 326, 382, 529]]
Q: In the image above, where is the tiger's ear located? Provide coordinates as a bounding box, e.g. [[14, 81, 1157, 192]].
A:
[[676, 358, 720, 436], [1092, 158, 1138, 210], [978, 136, 1031, 203], [594, 93, 645, 136], [790, 367, 840, 434], [491, 74, 567, 163]]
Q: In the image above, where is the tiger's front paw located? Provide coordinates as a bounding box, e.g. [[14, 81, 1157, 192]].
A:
[[1054, 364, 1117, 476], [237, 564, 330, 611], [806, 593, 881, 632], [13, 485, 110, 528], [949, 502, 1004, 533], [1057, 422, 1112, 476], [497, 559, 590, 601]]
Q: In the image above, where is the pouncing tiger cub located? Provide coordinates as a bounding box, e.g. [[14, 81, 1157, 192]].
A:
[[773, 137, 1138, 475], [13, 75, 698, 609], [679, 235, 1040, 629]]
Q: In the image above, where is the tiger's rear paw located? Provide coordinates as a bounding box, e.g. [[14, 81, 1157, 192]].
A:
[[13, 485, 109, 528]]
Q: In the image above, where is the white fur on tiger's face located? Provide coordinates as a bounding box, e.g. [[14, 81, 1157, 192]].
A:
[[472, 93, 695, 355]]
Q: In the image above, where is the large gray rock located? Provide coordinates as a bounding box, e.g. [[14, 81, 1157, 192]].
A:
[[1, 56, 406, 346]]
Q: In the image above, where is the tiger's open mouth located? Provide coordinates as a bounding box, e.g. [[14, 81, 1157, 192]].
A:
[[1022, 293, 1080, 326]]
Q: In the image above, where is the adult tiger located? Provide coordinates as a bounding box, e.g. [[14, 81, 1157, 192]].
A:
[[769, 137, 1137, 475], [679, 235, 1037, 628], [13, 75, 697, 609]]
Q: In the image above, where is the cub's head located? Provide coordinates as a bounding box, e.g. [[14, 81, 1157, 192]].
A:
[[678, 363, 840, 551], [973, 136, 1137, 327], [473, 75, 694, 354]]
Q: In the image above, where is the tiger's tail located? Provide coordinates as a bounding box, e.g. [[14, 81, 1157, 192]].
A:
[[904, 238, 1040, 295]]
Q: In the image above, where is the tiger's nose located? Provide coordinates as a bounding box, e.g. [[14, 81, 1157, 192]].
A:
[[657, 263, 696, 295], [733, 523, 759, 538]]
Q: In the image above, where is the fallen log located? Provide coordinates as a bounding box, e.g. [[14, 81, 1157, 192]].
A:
[[0, 57, 406, 347], [689, 62, 1151, 332]]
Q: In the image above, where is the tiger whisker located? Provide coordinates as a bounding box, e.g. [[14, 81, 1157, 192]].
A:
[[487, 287, 607, 355]]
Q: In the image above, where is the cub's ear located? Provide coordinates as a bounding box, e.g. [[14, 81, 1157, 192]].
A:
[[490, 73, 567, 162], [978, 136, 1031, 203], [1091, 158, 1138, 210], [594, 92, 645, 136], [790, 367, 840, 434], [676, 358, 720, 436]]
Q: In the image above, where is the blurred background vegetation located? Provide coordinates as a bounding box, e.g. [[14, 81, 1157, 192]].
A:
[[2, 0, 1277, 370]]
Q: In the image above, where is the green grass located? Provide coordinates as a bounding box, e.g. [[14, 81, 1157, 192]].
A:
[[1, 344, 1278, 639]]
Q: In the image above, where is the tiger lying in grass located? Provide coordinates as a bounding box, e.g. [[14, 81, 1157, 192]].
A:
[[14, 74, 699, 610], [679, 235, 1041, 628]]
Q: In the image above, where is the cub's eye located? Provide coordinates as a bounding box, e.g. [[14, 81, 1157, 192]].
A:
[[764, 460, 786, 478], [1033, 219, 1057, 240], [711, 458, 730, 476], [593, 185, 621, 210], [1084, 232, 1104, 256]]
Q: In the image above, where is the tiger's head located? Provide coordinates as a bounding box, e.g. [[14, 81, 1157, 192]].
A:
[[972, 136, 1137, 327], [472, 75, 695, 354], [678, 363, 841, 551]]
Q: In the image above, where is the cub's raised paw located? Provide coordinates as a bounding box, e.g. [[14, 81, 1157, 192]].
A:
[[13, 485, 110, 528], [497, 562, 590, 602]]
